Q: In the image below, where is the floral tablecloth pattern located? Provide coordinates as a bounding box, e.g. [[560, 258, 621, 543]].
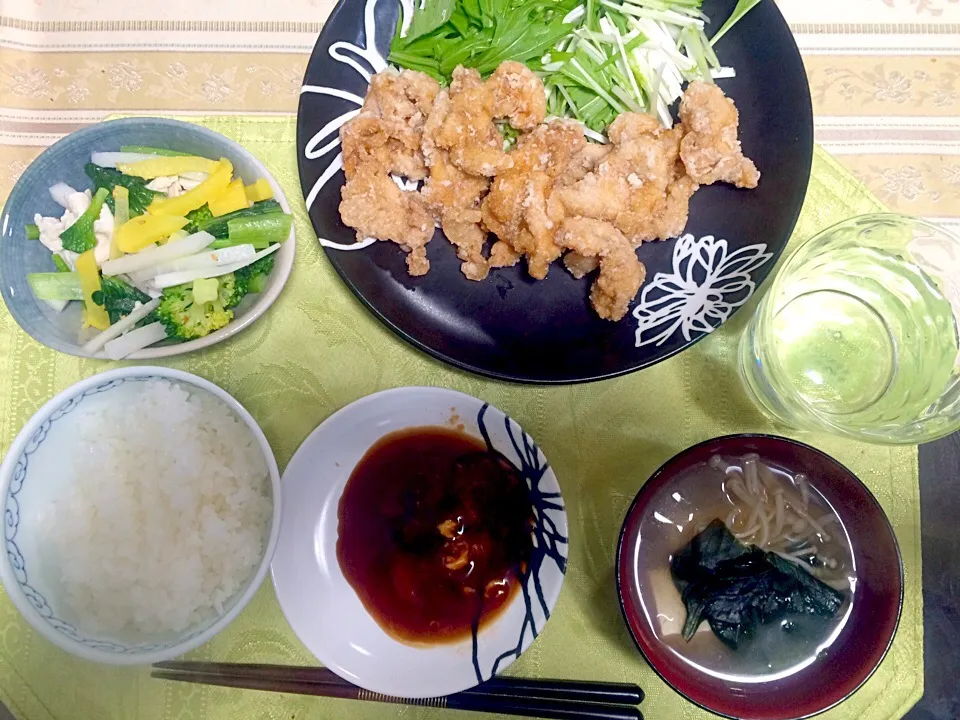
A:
[[1, 0, 959, 237]]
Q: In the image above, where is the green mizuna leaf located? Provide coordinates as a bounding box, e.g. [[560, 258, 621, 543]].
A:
[[389, 0, 749, 133], [402, 0, 458, 45]]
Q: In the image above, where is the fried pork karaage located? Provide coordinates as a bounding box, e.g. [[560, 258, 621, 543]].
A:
[[562, 251, 600, 280], [420, 62, 548, 280], [424, 62, 549, 178], [339, 165, 436, 275], [481, 119, 586, 279], [337, 62, 759, 321], [425, 67, 511, 178], [558, 218, 646, 322], [678, 81, 760, 189], [342, 68, 439, 180], [488, 61, 548, 131], [339, 68, 440, 275], [421, 89, 493, 280], [421, 146, 491, 280], [558, 142, 612, 186], [553, 112, 698, 246]]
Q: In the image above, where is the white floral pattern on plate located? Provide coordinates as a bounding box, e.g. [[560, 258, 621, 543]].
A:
[[633, 234, 773, 348]]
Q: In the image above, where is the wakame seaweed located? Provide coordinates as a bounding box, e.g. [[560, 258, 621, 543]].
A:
[[670, 520, 845, 650]]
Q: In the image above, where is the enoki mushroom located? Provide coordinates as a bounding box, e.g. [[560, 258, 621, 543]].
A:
[[711, 454, 847, 586]]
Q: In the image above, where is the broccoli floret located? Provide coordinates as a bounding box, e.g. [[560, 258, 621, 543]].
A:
[[234, 254, 275, 281], [185, 204, 215, 233], [137, 309, 160, 328], [84, 163, 160, 216], [91, 276, 152, 324], [155, 284, 233, 341], [235, 253, 276, 294], [60, 187, 109, 253], [217, 272, 248, 309]]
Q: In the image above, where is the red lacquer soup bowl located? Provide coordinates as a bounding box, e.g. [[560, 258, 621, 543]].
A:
[[616, 434, 903, 720]]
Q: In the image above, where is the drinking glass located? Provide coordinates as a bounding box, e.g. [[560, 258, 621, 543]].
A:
[[739, 214, 960, 444]]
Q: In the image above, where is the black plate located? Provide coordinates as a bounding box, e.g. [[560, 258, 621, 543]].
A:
[[297, 0, 813, 384]]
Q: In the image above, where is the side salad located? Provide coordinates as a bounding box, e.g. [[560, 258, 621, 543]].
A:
[[390, 0, 761, 133], [25, 148, 291, 360]]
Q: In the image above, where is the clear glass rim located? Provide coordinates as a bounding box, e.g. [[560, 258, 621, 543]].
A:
[[771, 213, 960, 297]]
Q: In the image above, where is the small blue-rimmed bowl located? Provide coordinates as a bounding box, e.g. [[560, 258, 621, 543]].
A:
[[0, 367, 282, 665], [0, 117, 295, 359]]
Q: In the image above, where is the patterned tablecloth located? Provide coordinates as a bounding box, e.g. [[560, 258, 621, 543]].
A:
[[0, 1, 951, 719], [2, 0, 959, 236]]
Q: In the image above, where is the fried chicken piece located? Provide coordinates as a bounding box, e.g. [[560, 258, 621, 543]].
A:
[[364, 67, 439, 124], [426, 67, 511, 177], [420, 88, 451, 169], [421, 155, 490, 279], [553, 112, 698, 245], [418, 64, 552, 278], [609, 115, 696, 241], [557, 143, 613, 277], [615, 141, 699, 242], [558, 218, 646, 321], [421, 149, 489, 214], [656, 170, 699, 239], [553, 115, 664, 226], [341, 114, 426, 180], [563, 251, 600, 279], [558, 142, 612, 186], [443, 218, 490, 280], [678, 81, 759, 189], [422, 63, 550, 178], [339, 69, 440, 275], [339, 165, 435, 276], [488, 61, 547, 131], [421, 90, 493, 280], [488, 240, 521, 268], [341, 68, 440, 181], [552, 162, 627, 224], [481, 119, 586, 279]]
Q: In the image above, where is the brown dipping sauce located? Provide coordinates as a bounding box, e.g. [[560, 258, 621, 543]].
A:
[[337, 426, 534, 645]]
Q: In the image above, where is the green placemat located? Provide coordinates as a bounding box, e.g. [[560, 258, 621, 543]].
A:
[[0, 117, 923, 720]]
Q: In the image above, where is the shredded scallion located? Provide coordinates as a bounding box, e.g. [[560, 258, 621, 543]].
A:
[[390, 0, 762, 132]]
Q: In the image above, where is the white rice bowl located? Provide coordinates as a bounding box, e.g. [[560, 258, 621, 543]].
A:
[[0, 367, 280, 664], [50, 379, 271, 635]]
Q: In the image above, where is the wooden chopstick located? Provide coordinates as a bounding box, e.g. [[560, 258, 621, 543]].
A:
[[151, 662, 644, 720]]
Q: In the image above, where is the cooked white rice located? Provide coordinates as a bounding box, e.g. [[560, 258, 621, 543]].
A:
[[50, 379, 271, 636]]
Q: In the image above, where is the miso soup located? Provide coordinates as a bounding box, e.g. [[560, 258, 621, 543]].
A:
[[635, 453, 856, 681]]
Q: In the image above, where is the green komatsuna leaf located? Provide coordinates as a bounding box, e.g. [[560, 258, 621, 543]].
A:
[[710, 0, 762, 46]]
